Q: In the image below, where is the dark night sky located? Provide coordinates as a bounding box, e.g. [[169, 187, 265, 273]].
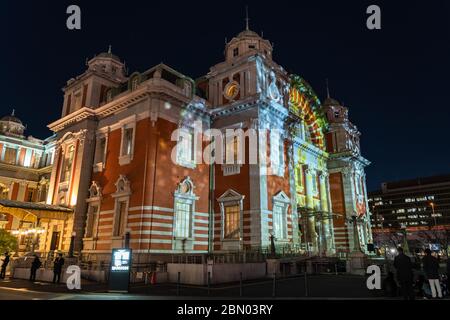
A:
[[1, 0, 449, 191]]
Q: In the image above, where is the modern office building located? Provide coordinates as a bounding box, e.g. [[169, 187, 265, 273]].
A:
[[369, 174, 450, 252]]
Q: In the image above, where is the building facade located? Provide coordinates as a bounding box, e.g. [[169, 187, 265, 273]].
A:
[[0, 111, 72, 254], [369, 175, 450, 254], [37, 27, 373, 263]]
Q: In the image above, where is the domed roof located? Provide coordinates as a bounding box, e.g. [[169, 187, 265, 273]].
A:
[[96, 46, 121, 62], [236, 29, 261, 39], [97, 51, 121, 62], [1, 111, 22, 125], [322, 97, 341, 107]]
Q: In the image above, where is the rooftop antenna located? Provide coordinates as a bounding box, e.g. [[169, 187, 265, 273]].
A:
[[326, 78, 330, 99], [261, 30, 264, 38], [108, 45, 112, 54], [11, 109, 15, 117], [245, 6, 250, 30]]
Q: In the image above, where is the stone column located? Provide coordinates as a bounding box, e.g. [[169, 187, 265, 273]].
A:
[[319, 173, 331, 254], [305, 168, 317, 253]]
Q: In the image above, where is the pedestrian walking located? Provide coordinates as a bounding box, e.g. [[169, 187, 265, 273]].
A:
[[393, 247, 415, 300], [52, 253, 65, 284], [0, 252, 10, 279], [422, 249, 443, 299], [29, 255, 42, 282]]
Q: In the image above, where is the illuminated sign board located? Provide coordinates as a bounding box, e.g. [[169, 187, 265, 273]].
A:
[[109, 248, 132, 292]]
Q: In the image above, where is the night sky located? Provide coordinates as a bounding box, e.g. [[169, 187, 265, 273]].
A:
[[1, 0, 449, 191]]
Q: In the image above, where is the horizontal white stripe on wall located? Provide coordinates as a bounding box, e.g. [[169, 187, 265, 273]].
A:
[[127, 222, 172, 228], [99, 210, 115, 215], [127, 213, 173, 221], [130, 239, 172, 244], [133, 230, 173, 236]]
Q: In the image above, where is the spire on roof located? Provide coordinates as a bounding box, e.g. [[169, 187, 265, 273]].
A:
[[11, 109, 15, 117], [245, 6, 250, 31], [108, 45, 112, 54], [326, 78, 330, 99]]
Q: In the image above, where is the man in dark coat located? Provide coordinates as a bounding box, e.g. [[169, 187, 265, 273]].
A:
[[394, 247, 415, 300], [0, 252, 10, 279], [422, 248, 442, 298], [52, 253, 65, 284], [29, 255, 41, 282]]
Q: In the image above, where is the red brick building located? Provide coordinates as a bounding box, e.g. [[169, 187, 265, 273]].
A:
[[43, 28, 372, 263]]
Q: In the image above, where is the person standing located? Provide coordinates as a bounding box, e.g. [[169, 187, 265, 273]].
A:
[[29, 255, 41, 282], [52, 253, 65, 284], [422, 248, 443, 299], [0, 252, 10, 279], [394, 247, 415, 300]]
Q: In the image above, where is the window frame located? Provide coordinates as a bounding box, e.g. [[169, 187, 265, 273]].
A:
[[175, 126, 196, 169], [272, 191, 291, 242], [217, 189, 245, 242], [118, 120, 136, 166], [173, 177, 198, 241]]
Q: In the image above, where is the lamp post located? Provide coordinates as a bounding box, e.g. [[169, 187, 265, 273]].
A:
[[68, 231, 76, 258]]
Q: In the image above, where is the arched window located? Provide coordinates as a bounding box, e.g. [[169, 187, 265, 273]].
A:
[[85, 181, 102, 239], [272, 191, 290, 240], [173, 177, 198, 239], [131, 76, 139, 91], [111, 175, 131, 237]]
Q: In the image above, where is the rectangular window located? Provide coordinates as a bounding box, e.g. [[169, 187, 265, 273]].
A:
[[224, 205, 240, 239], [26, 189, 34, 202], [296, 166, 303, 191], [174, 200, 192, 238], [177, 128, 195, 167], [73, 90, 82, 110], [95, 136, 107, 167], [270, 132, 284, 175], [3, 147, 17, 165], [113, 201, 127, 236], [60, 145, 75, 183], [233, 48, 239, 57], [225, 135, 239, 164], [311, 171, 318, 194], [86, 205, 99, 238], [122, 128, 133, 156], [273, 204, 285, 239]]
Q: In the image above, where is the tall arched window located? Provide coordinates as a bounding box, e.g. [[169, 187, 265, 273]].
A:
[[173, 177, 198, 239]]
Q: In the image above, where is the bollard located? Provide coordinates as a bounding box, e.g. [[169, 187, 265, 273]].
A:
[[272, 273, 276, 298], [207, 271, 211, 296], [239, 272, 243, 297], [304, 272, 308, 297], [177, 272, 181, 296]]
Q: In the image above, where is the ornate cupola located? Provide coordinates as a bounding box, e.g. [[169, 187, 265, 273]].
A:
[[224, 12, 273, 62], [0, 110, 25, 138], [86, 45, 126, 82]]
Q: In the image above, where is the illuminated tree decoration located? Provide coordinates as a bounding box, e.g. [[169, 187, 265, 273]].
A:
[[289, 74, 328, 150]]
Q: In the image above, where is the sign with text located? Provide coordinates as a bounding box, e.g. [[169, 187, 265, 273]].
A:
[[109, 248, 132, 292]]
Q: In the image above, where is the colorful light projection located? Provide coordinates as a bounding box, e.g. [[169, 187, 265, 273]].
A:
[[289, 75, 328, 151]]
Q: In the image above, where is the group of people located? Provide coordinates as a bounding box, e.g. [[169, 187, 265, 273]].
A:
[[387, 247, 450, 300], [0, 252, 66, 284]]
